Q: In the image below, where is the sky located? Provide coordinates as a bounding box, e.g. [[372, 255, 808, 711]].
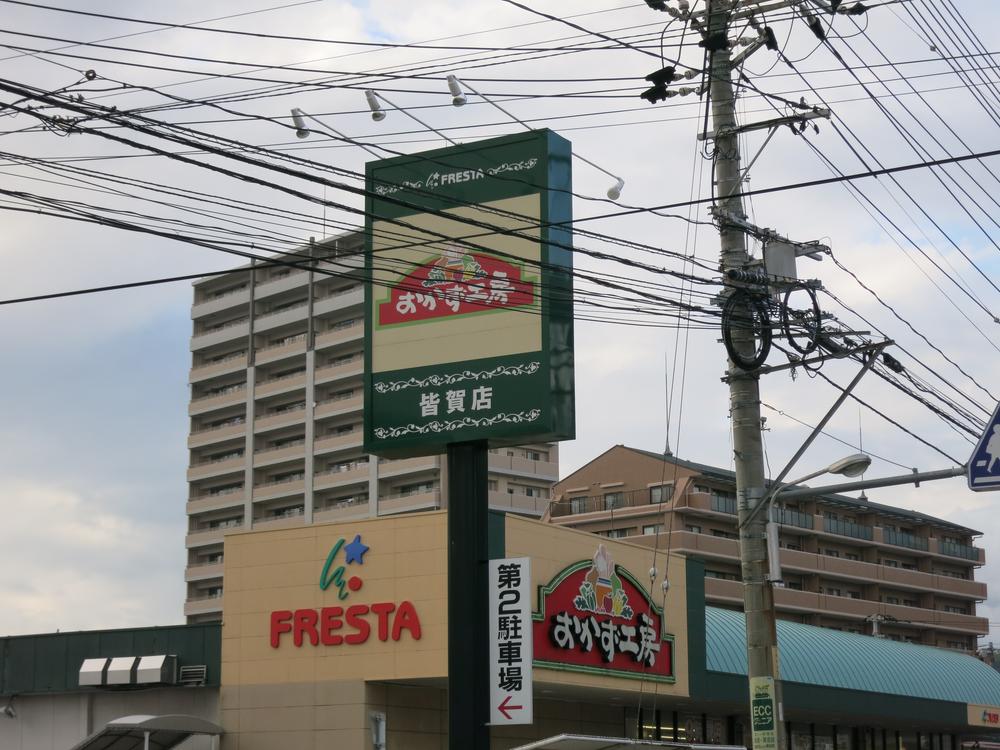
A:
[[1, 0, 999, 646]]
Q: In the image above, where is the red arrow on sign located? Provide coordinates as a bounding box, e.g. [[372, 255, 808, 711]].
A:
[[497, 695, 523, 721]]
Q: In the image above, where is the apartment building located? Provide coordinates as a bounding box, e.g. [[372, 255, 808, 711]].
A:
[[546, 445, 987, 650], [184, 232, 558, 622]]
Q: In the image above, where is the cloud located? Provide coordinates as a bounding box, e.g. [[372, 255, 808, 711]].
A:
[[0, 480, 184, 635]]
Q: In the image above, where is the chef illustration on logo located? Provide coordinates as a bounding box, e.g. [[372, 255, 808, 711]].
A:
[[573, 544, 634, 620], [378, 243, 535, 326]]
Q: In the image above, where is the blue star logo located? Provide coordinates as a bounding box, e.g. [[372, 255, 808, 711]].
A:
[[343, 534, 369, 565]]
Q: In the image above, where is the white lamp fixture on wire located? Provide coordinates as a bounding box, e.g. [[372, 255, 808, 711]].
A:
[[287, 107, 384, 159], [364, 90, 386, 121], [444, 73, 625, 200], [290, 108, 310, 139], [446, 75, 467, 106], [365, 89, 458, 146]]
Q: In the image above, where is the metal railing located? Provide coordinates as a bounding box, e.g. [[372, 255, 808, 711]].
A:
[[772, 507, 814, 530], [823, 517, 872, 540], [884, 529, 929, 551], [550, 488, 655, 517], [710, 494, 737, 515], [939, 540, 979, 560]]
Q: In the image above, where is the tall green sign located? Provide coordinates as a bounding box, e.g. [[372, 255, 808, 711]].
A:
[[363, 130, 575, 457]]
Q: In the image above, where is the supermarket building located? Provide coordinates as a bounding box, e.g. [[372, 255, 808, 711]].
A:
[[3, 512, 1000, 750]]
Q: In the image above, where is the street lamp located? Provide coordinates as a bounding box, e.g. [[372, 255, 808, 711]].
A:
[[746, 452, 871, 531], [760, 453, 871, 583]]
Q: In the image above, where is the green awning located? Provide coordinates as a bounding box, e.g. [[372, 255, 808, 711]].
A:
[[706, 607, 1000, 705]]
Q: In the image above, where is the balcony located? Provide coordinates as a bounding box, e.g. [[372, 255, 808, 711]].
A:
[[489, 490, 548, 516], [702, 578, 988, 636], [550, 488, 665, 519], [314, 321, 363, 350], [488, 453, 559, 481], [772, 507, 814, 530], [314, 430, 363, 453], [710, 494, 737, 515], [254, 270, 309, 299], [183, 593, 223, 618], [884, 529, 929, 552], [185, 522, 243, 548], [378, 489, 441, 515], [188, 420, 246, 449], [254, 405, 306, 432], [253, 510, 306, 531], [254, 303, 309, 333], [188, 385, 247, 416], [255, 334, 307, 365], [379, 456, 440, 478], [314, 498, 370, 524], [189, 353, 247, 383], [633, 529, 740, 560], [315, 357, 363, 385], [314, 462, 370, 490], [252, 476, 305, 502], [191, 284, 250, 319], [187, 455, 245, 482], [315, 394, 362, 419], [938, 540, 982, 562], [778, 547, 987, 600], [184, 562, 224, 582], [253, 440, 305, 467], [255, 371, 306, 399], [186, 493, 245, 516], [823, 517, 873, 541], [191, 318, 249, 351], [313, 286, 363, 316]]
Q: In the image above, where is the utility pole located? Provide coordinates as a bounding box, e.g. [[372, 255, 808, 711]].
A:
[[705, 2, 785, 749]]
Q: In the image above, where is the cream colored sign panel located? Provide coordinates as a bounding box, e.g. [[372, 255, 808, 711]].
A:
[[220, 513, 448, 687], [370, 194, 542, 373], [968, 703, 1000, 727]]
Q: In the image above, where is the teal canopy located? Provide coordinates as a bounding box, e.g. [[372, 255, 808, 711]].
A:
[[706, 606, 1000, 705]]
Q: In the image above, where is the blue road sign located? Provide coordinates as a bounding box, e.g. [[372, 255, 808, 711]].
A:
[[968, 400, 1000, 492]]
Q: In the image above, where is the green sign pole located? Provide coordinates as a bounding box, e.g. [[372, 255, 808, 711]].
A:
[[447, 441, 490, 749]]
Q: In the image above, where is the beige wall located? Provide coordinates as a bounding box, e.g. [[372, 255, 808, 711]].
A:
[[505, 514, 690, 698], [219, 511, 690, 749], [221, 513, 448, 688]]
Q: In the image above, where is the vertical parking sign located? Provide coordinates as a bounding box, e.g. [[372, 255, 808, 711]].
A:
[[489, 557, 533, 725]]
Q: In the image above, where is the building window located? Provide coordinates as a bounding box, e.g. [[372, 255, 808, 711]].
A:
[[943, 605, 967, 614], [711, 529, 737, 540], [884, 596, 900, 605], [570, 496, 588, 514], [685, 524, 702, 534], [604, 492, 624, 510], [650, 484, 672, 504], [785, 581, 802, 591], [643, 524, 663, 536], [903, 599, 919, 608], [784, 542, 802, 551], [605, 528, 629, 539], [824, 548, 841, 558], [488, 480, 498, 491], [825, 587, 842, 597], [847, 591, 861, 599], [882, 559, 899, 568], [845, 553, 859, 561]]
